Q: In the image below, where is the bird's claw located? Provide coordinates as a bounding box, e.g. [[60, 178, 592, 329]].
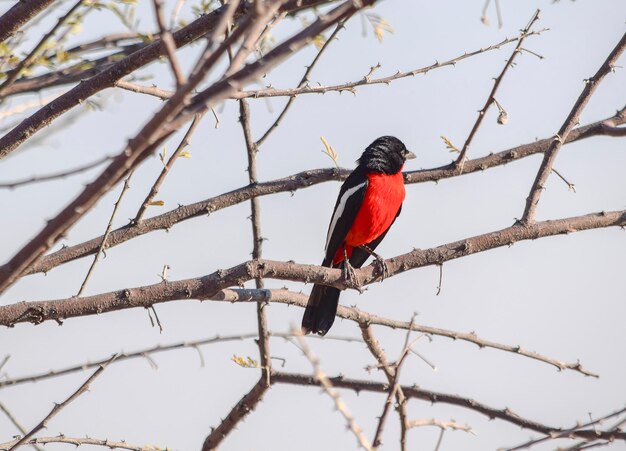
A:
[[372, 254, 389, 281], [342, 259, 363, 293]]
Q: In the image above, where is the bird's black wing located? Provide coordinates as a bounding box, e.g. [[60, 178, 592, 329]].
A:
[[322, 166, 368, 266], [349, 204, 402, 268]]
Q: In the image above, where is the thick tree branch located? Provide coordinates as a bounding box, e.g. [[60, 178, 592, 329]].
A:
[[2, 209, 623, 325], [0, 0, 55, 44], [521, 31, 626, 223], [270, 372, 626, 442]]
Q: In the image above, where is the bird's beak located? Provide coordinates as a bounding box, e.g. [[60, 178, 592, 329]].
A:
[[404, 150, 416, 160]]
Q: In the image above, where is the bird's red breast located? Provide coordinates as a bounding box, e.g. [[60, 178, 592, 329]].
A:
[[333, 170, 405, 264]]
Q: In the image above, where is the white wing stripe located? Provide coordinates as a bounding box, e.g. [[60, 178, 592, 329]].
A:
[[325, 182, 366, 252]]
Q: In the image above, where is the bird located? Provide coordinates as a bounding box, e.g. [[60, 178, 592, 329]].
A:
[[301, 136, 415, 335]]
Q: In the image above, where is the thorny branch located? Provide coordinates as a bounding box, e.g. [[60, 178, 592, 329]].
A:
[[0, 435, 165, 451], [6, 355, 116, 451], [521, 31, 626, 223], [271, 372, 626, 442], [10, 107, 624, 279], [76, 171, 134, 297], [2, 209, 624, 326], [294, 329, 372, 450], [455, 9, 541, 169], [133, 112, 206, 223]]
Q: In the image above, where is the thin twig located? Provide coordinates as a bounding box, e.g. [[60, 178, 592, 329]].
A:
[[7, 355, 116, 451], [0, 331, 360, 390], [294, 329, 372, 450], [152, 0, 186, 87], [521, 31, 626, 223], [76, 172, 134, 297], [551, 167, 576, 192], [255, 18, 346, 147], [455, 9, 542, 170], [0, 401, 44, 451], [0, 156, 112, 189], [133, 112, 206, 223]]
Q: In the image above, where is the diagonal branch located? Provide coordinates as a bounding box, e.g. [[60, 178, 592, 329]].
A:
[[0, 0, 86, 100], [133, 112, 206, 223], [0, 0, 55, 44], [521, 31, 626, 223], [6, 355, 116, 451], [294, 330, 372, 450], [455, 9, 541, 169]]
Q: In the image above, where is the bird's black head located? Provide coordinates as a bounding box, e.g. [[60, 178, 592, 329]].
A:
[[357, 136, 415, 174]]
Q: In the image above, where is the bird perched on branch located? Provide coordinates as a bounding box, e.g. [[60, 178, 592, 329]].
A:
[[302, 136, 415, 335]]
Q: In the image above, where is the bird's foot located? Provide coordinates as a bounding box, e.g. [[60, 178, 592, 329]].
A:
[[360, 245, 389, 281], [342, 259, 363, 293]]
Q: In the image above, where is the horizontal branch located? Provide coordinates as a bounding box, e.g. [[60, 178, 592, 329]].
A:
[[14, 109, 624, 278], [0, 435, 165, 451], [2, 210, 622, 375], [271, 371, 626, 442], [4, 210, 623, 326], [0, 331, 360, 390]]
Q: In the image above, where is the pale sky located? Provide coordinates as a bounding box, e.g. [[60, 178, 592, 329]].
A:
[[1, 1, 625, 450]]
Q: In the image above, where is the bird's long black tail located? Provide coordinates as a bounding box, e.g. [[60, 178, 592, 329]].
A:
[[301, 283, 341, 336]]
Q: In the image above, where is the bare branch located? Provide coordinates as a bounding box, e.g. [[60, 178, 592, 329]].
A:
[[152, 0, 186, 87], [455, 9, 541, 169], [0, 331, 360, 390], [239, 98, 271, 381], [0, 0, 86, 100], [76, 172, 134, 296], [0, 0, 55, 44], [14, 108, 624, 279], [255, 18, 346, 147], [0, 155, 111, 189], [294, 330, 372, 450], [200, 377, 269, 451], [6, 355, 116, 451], [521, 31, 626, 223], [0, 401, 44, 451], [0, 435, 165, 451], [133, 112, 205, 223], [3, 209, 623, 333], [271, 371, 626, 442], [0, 0, 344, 158]]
